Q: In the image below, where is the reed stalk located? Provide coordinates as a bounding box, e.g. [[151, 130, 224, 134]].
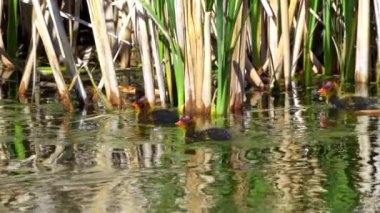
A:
[[215, 0, 243, 115], [323, 0, 334, 77], [70, 0, 81, 52], [31, 0, 73, 110], [154, 0, 173, 104], [172, 52, 185, 112], [0, 0, 2, 30], [6, 0, 380, 115], [19, 14, 38, 100], [270, 0, 297, 89], [184, 0, 205, 113], [288, 0, 298, 24], [184, 1, 196, 112], [87, 0, 120, 107], [116, 5, 132, 68], [192, 0, 204, 113], [246, 56, 264, 88], [215, 0, 228, 115], [0, 0, 13, 68], [203, 10, 212, 112], [47, 0, 87, 105], [171, 0, 186, 111], [355, 0, 370, 83], [139, 0, 185, 110], [250, 0, 262, 68], [148, 14, 166, 107], [135, 1, 156, 106], [303, 0, 321, 87], [374, 0, 380, 83], [7, 0, 18, 58], [268, 0, 279, 82], [104, 1, 115, 46], [342, 1, 357, 83], [280, 0, 291, 90], [291, 0, 305, 78], [229, 0, 247, 113], [163, 47, 174, 105], [174, 0, 185, 53]]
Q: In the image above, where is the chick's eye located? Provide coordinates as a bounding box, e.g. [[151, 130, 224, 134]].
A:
[[138, 97, 148, 104], [182, 116, 191, 122], [324, 82, 333, 89]]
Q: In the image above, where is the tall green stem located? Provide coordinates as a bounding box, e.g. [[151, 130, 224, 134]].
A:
[[250, 0, 262, 68], [14, 123, 26, 160], [342, 1, 357, 83], [7, 0, 18, 58], [304, 0, 320, 87], [323, 0, 334, 77], [215, 0, 242, 115]]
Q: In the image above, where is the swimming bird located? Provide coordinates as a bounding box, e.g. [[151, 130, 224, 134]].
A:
[[133, 97, 179, 125], [318, 81, 377, 110], [176, 115, 232, 142]]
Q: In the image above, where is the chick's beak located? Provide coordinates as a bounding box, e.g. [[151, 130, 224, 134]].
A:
[[318, 88, 327, 96], [132, 102, 139, 109], [175, 120, 185, 127]]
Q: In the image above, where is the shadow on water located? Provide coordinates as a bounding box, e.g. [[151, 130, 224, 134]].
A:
[[2, 81, 380, 212]]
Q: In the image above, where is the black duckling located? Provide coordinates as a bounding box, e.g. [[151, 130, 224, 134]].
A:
[[175, 115, 232, 142]]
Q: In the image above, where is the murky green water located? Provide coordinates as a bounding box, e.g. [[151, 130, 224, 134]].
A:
[[1, 87, 380, 212]]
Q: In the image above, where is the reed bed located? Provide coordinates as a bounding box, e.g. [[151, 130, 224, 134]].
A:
[[0, 0, 378, 115]]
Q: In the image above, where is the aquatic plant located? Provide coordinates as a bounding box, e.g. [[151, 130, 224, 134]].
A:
[[0, 0, 377, 115]]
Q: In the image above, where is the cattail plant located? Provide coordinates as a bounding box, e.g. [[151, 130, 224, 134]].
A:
[[30, 0, 73, 110], [184, 1, 205, 113], [7, 0, 18, 58], [342, 1, 357, 83], [215, 0, 244, 115], [291, 0, 306, 78], [374, 0, 380, 82], [303, 0, 321, 87], [87, 0, 121, 107], [229, 0, 248, 113], [0, 0, 376, 116], [323, 0, 334, 77], [355, 0, 370, 83]]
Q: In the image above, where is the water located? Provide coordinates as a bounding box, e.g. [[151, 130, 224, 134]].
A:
[[0, 87, 380, 212]]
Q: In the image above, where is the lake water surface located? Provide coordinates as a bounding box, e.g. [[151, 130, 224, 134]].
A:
[[0, 85, 379, 212]]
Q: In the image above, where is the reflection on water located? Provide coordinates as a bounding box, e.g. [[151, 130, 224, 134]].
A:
[[2, 86, 380, 212]]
